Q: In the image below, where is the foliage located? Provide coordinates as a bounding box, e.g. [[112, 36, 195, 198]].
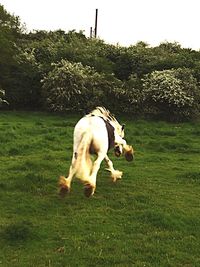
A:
[[42, 59, 122, 112], [1, 112, 200, 266], [108, 74, 144, 114], [22, 30, 115, 75], [42, 60, 88, 111], [1, 4, 200, 119], [0, 4, 23, 76], [0, 4, 22, 66], [0, 4, 41, 109], [6, 48, 41, 109], [142, 68, 200, 120], [0, 88, 8, 107]]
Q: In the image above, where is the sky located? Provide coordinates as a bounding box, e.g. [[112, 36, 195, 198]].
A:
[[0, 0, 200, 50]]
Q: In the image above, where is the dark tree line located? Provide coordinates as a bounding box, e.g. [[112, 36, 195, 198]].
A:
[[1, 4, 200, 120]]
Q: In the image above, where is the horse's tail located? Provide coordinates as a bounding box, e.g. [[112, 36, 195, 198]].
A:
[[73, 131, 93, 182]]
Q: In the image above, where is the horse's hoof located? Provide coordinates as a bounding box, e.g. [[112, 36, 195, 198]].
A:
[[124, 146, 134, 162], [112, 170, 123, 182], [59, 186, 70, 198], [84, 184, 95, 197], [125, 151, 134, 161], [58, 176, 70, 197]]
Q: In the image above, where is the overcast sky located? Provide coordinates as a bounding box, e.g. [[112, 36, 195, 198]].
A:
[[1, 0, 200, 50]]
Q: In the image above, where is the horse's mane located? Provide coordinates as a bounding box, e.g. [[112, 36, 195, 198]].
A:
[[88, 107, 118, 124], [88, 107, 124, 138]]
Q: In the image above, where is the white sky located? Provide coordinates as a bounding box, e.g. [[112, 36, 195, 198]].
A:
[[0, 0, 200, 50]]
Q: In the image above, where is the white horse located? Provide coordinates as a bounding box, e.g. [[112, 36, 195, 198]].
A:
[[59, 107, 134, 197]]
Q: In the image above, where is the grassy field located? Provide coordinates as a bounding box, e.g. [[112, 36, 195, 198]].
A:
[[0, 111, 200, 267]]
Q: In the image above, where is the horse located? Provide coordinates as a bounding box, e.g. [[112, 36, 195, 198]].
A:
[[59, 107, 134, 197]]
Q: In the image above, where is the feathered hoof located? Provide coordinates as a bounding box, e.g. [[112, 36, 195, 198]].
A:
[[124, 145, 134, 162], [59, 176, 70, 197], [111, 170, 123, 182], [84, 183, 95, 198], [59, 186, 70, 198]]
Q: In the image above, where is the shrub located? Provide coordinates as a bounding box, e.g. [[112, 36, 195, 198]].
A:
[[5, 49, 42, 109], [42, 59, 123, 112], [42, 60, 91, 111], [108, 74, 144, 115], [142, 68, 200, 120], [0, 88, 8, 107]]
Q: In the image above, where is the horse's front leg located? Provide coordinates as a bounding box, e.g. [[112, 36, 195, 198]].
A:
[[104, 155, 123, 182], [84, 152, 105, 197]]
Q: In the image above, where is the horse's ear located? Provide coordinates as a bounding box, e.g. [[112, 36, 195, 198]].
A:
[[122, 124, 125, 131]]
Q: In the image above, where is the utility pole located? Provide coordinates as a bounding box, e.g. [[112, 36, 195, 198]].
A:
[[90, 9, 98, 38], [94, 9, 98, 38], [90, 27, 93, 38]]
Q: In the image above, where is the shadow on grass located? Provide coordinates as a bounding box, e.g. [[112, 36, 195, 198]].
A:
[[178, 171, 200, 183], [1, 221, 35, 244]]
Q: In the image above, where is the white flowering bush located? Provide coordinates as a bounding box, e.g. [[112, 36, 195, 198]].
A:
[[41, 59, 122, 112], [142, 68, 200, 120], [0, 89, 8, 107], [42, 60, 90, 111]]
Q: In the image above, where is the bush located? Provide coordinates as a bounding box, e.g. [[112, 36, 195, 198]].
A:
[[42, 60, 91, 111], [0, 88, 8, 107], [42, 59, 123, 112], [5, 49, 42, 109], [108, 74, 144, 115], [142, 68, 200, 120]]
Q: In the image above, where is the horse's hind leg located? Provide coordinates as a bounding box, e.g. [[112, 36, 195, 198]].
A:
[[84, 152, 105, 197], [59, 160, 76, 197], [104, 155, 123, 182]]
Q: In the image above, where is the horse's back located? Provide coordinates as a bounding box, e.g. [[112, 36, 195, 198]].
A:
[[74, 115, 106, 135], [73, 116, 108, 153]]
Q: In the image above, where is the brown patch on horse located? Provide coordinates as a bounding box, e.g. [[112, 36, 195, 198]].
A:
[[58, 176, 70, 197], [100, 117, 115, 150], [84, 183, 95, 197], [114, 145, 121, 157], [89, 141, 99, 154]]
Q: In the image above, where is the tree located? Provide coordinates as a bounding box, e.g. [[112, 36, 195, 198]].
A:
[[0, 4, 26, 107], [0, 4, 22, 66]]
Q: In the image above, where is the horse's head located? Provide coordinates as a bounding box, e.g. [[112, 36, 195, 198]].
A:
[[89, 107, 134, 161], [113, 123, 134, 161], [114, 143, 134, 161]]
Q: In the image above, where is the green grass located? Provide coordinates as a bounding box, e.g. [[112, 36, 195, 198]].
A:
[[0, 111, 200, 267]]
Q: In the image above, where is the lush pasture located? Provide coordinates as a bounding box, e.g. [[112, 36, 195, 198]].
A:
[[0, 111, 200, 267]]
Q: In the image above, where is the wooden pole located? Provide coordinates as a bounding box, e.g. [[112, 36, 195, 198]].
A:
[[94, 9, 98, 38], [90, 27, 93, 38]]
